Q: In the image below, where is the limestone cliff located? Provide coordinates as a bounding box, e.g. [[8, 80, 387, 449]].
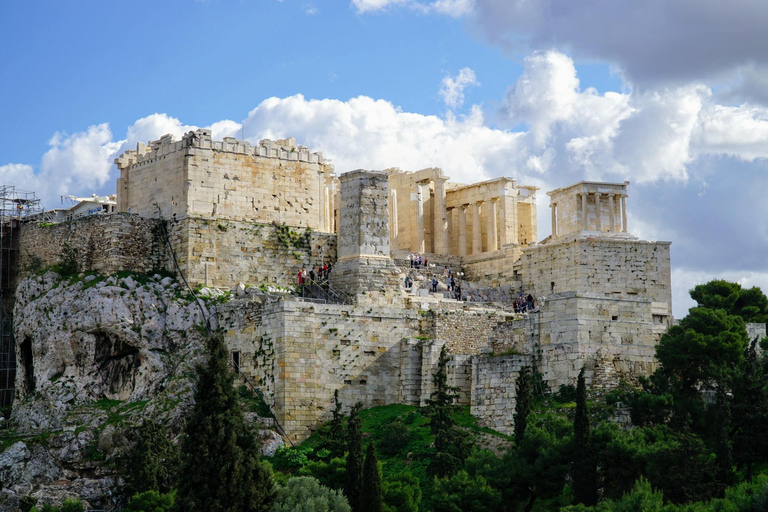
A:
[[1, 271, 209, 510]]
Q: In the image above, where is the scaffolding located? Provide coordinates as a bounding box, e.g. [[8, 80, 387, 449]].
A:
[[0, 186, 48, 407]]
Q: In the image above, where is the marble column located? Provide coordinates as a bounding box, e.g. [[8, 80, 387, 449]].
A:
[[446, 207, 454, 255], [498, 196, 508, 245], [458, 205, 468, 256], [390, 188, 398, 248], [472, 201, 482, 254], [581, 192, 588, 230], [550, 202, 557, 238], [621, 195, 628, 233], [412, 184, 425, 252], [608, 194, 616, 232], [487, 198, 498, 251], [595, 192, 602, 232], [433, 177, 448, 254]]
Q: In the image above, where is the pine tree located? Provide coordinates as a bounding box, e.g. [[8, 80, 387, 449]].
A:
[[513, 366, 533, 445], [174, 332, 276, 512], [122, 420, 179, 499], [714, 384, 734, 489], [572, 366, 598, 506], [360, 441, 383, 512], [345, 402, 364, 512], [425, 345, 467, 478]]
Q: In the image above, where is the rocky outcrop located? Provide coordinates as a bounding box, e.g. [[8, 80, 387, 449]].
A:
[[1, 271, 210, 509]]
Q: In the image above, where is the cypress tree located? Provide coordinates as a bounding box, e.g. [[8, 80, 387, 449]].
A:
[[345, 402, 364, 512], [327, 389, 347, 459], [426, 345, 467, 478], [513, 366, 533, 445], [175, 332, 276, 512], [572, 366, 598, 506], [360, 441, 383, 512]]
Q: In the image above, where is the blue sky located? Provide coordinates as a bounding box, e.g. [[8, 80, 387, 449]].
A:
[[2, 0, 768, 316]]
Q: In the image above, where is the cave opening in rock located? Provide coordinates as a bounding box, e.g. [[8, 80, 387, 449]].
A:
[[93, 331, 140, 397], [20, 336, 34, 394]]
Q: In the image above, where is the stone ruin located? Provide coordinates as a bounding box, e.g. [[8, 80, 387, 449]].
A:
[[13, 131, 678, 440]]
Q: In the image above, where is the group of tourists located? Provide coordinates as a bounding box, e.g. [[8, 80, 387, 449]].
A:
[[409, 253, 428, 269], [514, 292, 535, 313], [296, 263, 333, 286]]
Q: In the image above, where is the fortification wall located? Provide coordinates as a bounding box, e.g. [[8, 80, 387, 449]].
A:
[[116, 132, 336, 231], [519, 237, 672, 313], [433, 308, 505, 354], [470, 354, 532, 435], [167, 217, 337, 290], [17, 214, 166, 279], [462, 245, 523, 286]]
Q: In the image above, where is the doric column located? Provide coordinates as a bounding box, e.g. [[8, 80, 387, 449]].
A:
[[472, 201, 482, 254], [498, 196, 508, 245], [390, 188, 399, 248], [581, 192, 588, 231], [608, 194, 615, 232], [446, 207, 454, 255], [595, 192, 602, 231], [621, 195, 628, 233], [433, 177, 448, 254], [458, 205, 468, 256], [412, 183, 425, 252], [487, 198, 498, 251], [550, 202, 557, 238]]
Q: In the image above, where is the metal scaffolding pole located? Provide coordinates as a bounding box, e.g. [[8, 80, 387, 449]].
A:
[[0, 186, 48, 407]]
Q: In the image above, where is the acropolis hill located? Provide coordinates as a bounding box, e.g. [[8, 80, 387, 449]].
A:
[[12, 129, 675, 443]]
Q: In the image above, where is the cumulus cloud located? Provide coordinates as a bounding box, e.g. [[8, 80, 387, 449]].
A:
[[439, 68, 479, 109], [469, 0, 768, 87]]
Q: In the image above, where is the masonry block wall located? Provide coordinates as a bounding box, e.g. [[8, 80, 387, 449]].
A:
[[470, 354, 533, 435], [167, 218, 337, 290], [519, 237, 672, 313], [17, 214, 166, 280], [116, 131, 336, 232]]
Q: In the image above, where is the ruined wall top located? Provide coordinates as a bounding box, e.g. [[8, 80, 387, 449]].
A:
[[114, 129, 331, 171]]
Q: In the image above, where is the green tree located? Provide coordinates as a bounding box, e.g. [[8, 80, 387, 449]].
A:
[[655, 307, 747, 396], [425, 345, 468, 478], [514, 366, 533, 445], [122, 491, 175, 512], [382, 473, 421, 512], [431, 471, 502, 512], [572, 367, 598, 506], [690, 280, 768, 324], [713, 386, 734, 489], [174, 332, 276, 512], [503, 414, 572, 512], [323, 390, 347, 459], [272, 477, 351, 512], [298, 457, 347, 490], [361, 441, 383, 512], [731, 337, 768, 480], [345, 402, 364, 512], [37, 499, 84, 512], [121, 421, 179, 498]]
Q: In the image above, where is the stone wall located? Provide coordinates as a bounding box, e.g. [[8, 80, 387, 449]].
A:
[[116, 131, 336, 231], [17, 214, 166, 280], [470, 354, 532, 435], [167, 217, 337, 290], [519, 236, 672, 314], [433, 308, 506, 354]]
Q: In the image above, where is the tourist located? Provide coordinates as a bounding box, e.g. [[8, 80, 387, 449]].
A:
[[432, 276, 438, 293], [454, 285, 462, 301], [527, 294, 534, 311], [409, 253, 414, 268], [450, 276, 455, 291], [309, 268, 315, 283]]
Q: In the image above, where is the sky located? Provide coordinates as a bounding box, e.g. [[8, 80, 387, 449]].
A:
[[2, 0, 768, 317]]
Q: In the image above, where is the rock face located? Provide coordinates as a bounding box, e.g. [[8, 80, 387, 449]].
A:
[[2, 271, 210, 509]]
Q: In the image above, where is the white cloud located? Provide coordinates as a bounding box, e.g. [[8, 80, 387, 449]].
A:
[[303, 4, 318, 15], [351, 0, 471, 16], [351, 0, 410, 13], [439, 68, 479, 109]]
